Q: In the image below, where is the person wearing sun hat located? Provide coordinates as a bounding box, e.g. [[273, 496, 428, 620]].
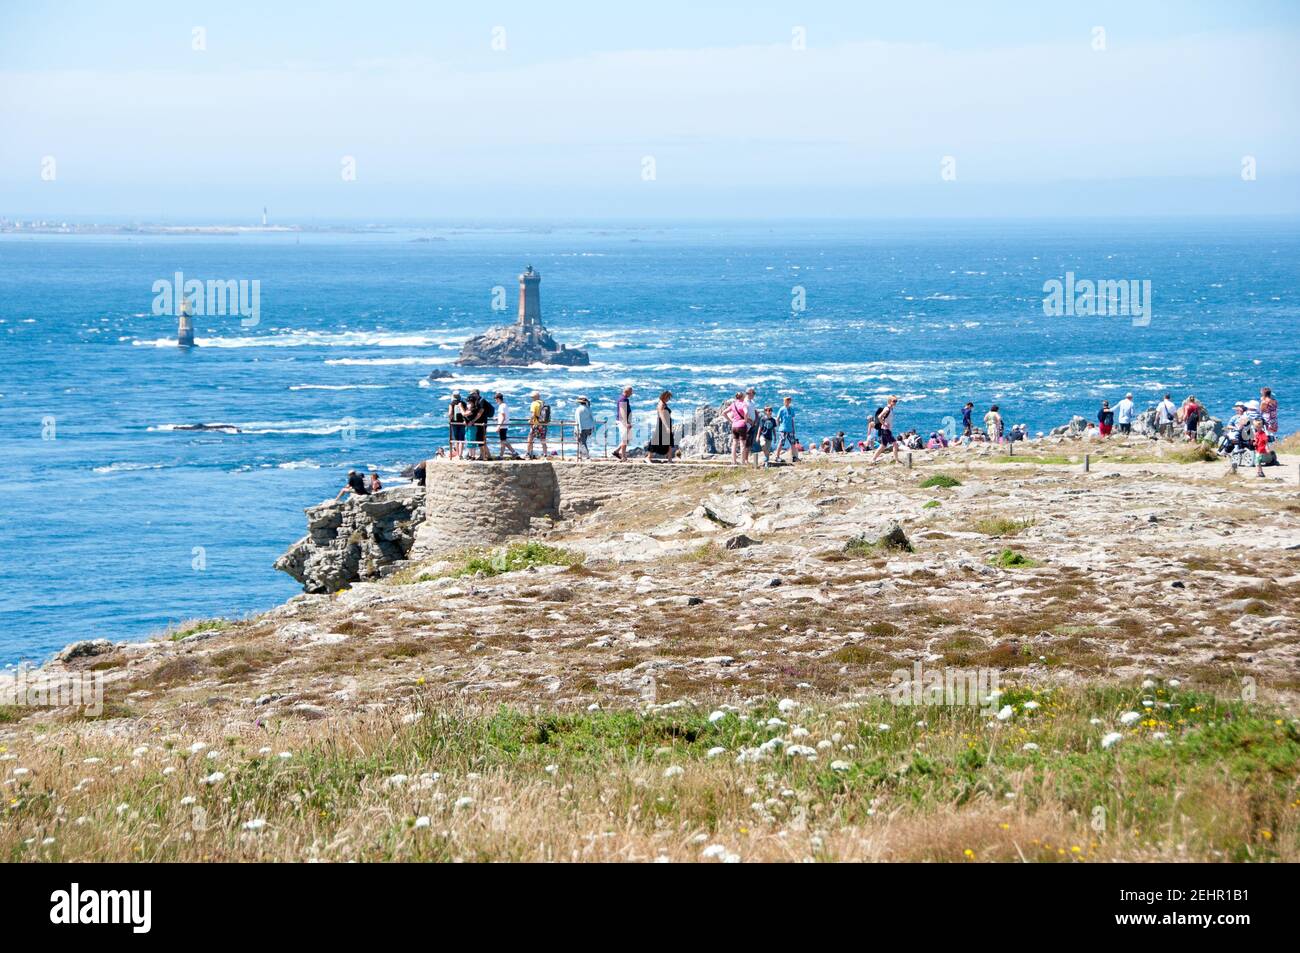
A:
[[574, 396, 594, 460]]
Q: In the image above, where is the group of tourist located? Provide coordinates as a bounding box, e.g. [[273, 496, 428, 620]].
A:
[[441, 388, 596, 462], [330, 382, 1283, 498]]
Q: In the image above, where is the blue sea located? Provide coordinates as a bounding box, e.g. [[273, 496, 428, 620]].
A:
[[1, 219, 1296, 664]]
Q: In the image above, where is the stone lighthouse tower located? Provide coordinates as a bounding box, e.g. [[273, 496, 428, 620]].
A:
[[517, 265, 541, 342], [177, 293, 195, 347]]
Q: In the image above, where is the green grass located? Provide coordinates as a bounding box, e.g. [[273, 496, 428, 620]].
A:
[[973, 517, 1034, 538], [0, 705, 21, 724], [922, 500, 941, 510], [453, 541, 584, 577], [991, 548, 1039, 568], [920, 474, 962, 489], [169, 619, 233, 641], [9, 685, 1295, 861]]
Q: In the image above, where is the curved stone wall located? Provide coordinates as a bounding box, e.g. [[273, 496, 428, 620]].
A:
[[412, 459, 715, 556]]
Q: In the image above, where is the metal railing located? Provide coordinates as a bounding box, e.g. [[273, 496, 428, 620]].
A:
[[442, 418, 614, 460]]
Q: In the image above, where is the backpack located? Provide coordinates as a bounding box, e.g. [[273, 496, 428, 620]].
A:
[[479, 399, 495, 423], [541, 403, 552, 424]]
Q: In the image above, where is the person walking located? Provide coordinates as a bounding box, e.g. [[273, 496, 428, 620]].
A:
[[574, 396, 594, 460], [724, 391, 749, 465], [526, 391, 549, 459], [983, 404, 1004, 443], [961, 401, 974, 437], [647, 390, 675, 462], [773, 395, 799, 464], [1098, 400, 1114, 438], [614, 386, 634, 460], [1115, 392, 1135, 436], [871, 396, 902, 464], [494, 392, 519, 459]]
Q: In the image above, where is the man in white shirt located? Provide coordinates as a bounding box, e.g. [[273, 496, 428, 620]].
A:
[[1115, 393, 1136, 435], [1155, 393, 1178, 438], [494, 392, 518, 459]]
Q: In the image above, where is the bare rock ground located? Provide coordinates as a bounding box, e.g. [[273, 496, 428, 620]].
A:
[[10, 446, 1299, 732]]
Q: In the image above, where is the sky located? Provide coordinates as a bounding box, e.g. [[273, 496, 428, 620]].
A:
[[1, 0, 1298, 220]]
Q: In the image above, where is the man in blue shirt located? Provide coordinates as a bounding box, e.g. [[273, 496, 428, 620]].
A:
[[774, 396, 799, 463]]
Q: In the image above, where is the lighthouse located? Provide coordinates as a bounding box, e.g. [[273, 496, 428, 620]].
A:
[[177, 294, 195, 347], [517, 265, 541, 342], [261, 206, 268, 227]]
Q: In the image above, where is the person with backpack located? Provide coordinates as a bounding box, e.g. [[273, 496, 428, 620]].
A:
[[773, 395, 799, 464], [447, 391, 467, 459], [724, 391, 748, 465], [526, 390, 549, 459], [1155, 393, 1178, 438], [1098, 400, 1114, 438], [614, 386, 634, 460]]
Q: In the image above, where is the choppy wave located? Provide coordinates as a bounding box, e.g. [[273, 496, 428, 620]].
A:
[[289, 383, 391, 391], [135, 330, 467, 349], [325, 356, 455, 367], [92, 462, 165, 474]]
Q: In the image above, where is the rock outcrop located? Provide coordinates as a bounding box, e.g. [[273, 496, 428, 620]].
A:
[[275, 487, 425, 593], [677, 404, 738, 457], [455, 266, 589, 367], [455, 323, 589, 367]]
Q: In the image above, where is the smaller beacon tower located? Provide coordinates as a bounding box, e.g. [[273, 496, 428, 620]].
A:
[[177, 294, 195, 347]]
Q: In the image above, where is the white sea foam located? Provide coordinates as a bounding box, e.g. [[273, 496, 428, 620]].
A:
[[92, 462, 165, 474], [325, 356, 455, 367], [134, 330, 466, 349]]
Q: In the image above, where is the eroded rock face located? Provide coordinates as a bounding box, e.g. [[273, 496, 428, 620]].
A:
[[275, 487, 425, 593]]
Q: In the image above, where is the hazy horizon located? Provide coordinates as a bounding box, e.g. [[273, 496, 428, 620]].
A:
[[3, 0, 1298, 220]]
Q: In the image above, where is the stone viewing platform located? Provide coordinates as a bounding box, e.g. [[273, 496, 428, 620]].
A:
[[456, 266, 590, 367], [276, 460, 718, 592]]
